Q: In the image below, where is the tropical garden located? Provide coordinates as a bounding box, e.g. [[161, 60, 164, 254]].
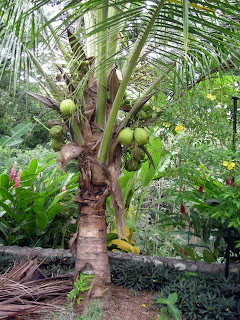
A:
[[0, 0, 240, 319]]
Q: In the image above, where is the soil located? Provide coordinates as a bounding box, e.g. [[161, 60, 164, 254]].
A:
[[75, 283, 160, 320], [100, 283, 159, 320]]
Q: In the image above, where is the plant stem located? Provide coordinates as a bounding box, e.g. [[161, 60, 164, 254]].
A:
[[70, 118, 83, 145], [96, 1, 108, 127], [99, 0, 165, 163]]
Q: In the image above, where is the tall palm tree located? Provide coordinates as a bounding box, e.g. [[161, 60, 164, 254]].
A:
[[0, 0, 239, 298]]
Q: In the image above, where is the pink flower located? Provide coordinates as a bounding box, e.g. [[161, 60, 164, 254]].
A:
[[15, 169, 22, 188], [106, 226, 110, 234], [179, 187, 183, 193], [199, 186, 203, 193], [180, 204, 186, 215], [38, 172, 42, 179], [70, 217, 77, 224], [61, 186, 66, 192], [226, 179, 231, 185], [10, 161, 17, 182]]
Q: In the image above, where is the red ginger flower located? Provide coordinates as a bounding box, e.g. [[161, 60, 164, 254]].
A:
[[15, 169, 22, 188], [180, 204, 186, 215], [10, 161, 17, 182], [226, 179, 231, 185], [199, 186, 203, 193]]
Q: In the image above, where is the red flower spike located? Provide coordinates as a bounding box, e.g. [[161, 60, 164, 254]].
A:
[[199, 186, 203, 193], [179, 187, 183, 193], [183, 250, 187, 256], [180, 204, 186, 215], [180, 248, 183, 254], [226, 179, 231, 185]]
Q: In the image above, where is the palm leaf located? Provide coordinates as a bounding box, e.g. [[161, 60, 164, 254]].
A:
[[0, 120, 33, 147]]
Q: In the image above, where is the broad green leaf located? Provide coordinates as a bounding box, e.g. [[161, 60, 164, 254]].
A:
[[185, 247, 201, 261], [36, 210, 48, 230], [0, 222, 9, 238], [156, 297, 168, 305], [0, 121, 33, 147], [167, 292, 178, 305], [202, 249, 216, 263], [46, 204, 63, 221], [0, 200, 13, 217], [0, 174, 10, 189], [0, 187, 15, 204], [141, 137, 162, 187], [168, 304, 181, 320], [106, 232, 118, 244], [28, 159, 38, 174]]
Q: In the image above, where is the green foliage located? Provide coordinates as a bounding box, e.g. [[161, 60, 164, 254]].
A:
[[111, 259, 239, 320], [168, 163, 240, 262], [111, 260, 180, 292], [155, 272, 240, 320], [0, 121, 33, 147], [74, 300, 104, 320], [156, 292, 181, 320], [67, 273, 94, 305], [0, 157, 79, 247], [0, 145, 54, 172]]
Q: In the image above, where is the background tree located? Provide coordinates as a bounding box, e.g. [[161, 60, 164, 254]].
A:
[[0, 0, 240, 299]]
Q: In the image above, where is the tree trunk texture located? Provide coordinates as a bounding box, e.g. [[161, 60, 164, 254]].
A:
[[75, 200, 111, 299]]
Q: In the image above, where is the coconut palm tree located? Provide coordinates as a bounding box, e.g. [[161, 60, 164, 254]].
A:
[[0, 0, 239, 298]]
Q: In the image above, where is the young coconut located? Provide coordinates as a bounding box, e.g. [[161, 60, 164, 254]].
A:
[[51, 139, 63, 151], [60, 99, 77, 116], [49, 125, 63, 140], [133, 146, 145, 160], [125, 158, 141, 172], [134, 128, 149, 145], [118, 127, 134, 146]]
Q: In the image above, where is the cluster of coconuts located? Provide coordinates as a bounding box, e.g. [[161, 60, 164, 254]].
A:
[[120, 97, 154, 121], [50, 99, 77, 151], [118, 127, 149, 172]]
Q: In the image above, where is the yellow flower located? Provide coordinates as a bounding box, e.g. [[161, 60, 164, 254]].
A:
[[225, 308, 229, 312], [206, 93, 216, 100], [152, 279, 156, 282], [141, 304, 147, 307], [223, 161, 228, 167], [228, 162, 235, 170], [163, 122, 171, 128], [152, 106, 156, 110], [156, 108, 160, 112], [175, 125, 184, 133]]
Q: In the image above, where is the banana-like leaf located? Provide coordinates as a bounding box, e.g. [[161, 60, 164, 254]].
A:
[[0, 120, 32, 147]]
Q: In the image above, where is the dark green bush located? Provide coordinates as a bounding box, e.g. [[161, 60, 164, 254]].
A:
[[111, 260, 240, 320]]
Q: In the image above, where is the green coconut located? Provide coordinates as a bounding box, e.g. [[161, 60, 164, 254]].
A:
[[141, 102, 152, 112], [49, 125, 63, 140], [133, 146, 145, 160], [125, 158, 141, 172], [60, 99, 77, 116], [118, 127, 134, 146], [134, 128, 149, 145], [51, 139, 63, 151]]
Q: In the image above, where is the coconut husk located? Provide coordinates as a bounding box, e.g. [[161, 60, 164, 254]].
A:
[[0, 259, 73, 320]]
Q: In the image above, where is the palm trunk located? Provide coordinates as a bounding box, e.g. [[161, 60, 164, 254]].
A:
[[75, 199, 111, 298]]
